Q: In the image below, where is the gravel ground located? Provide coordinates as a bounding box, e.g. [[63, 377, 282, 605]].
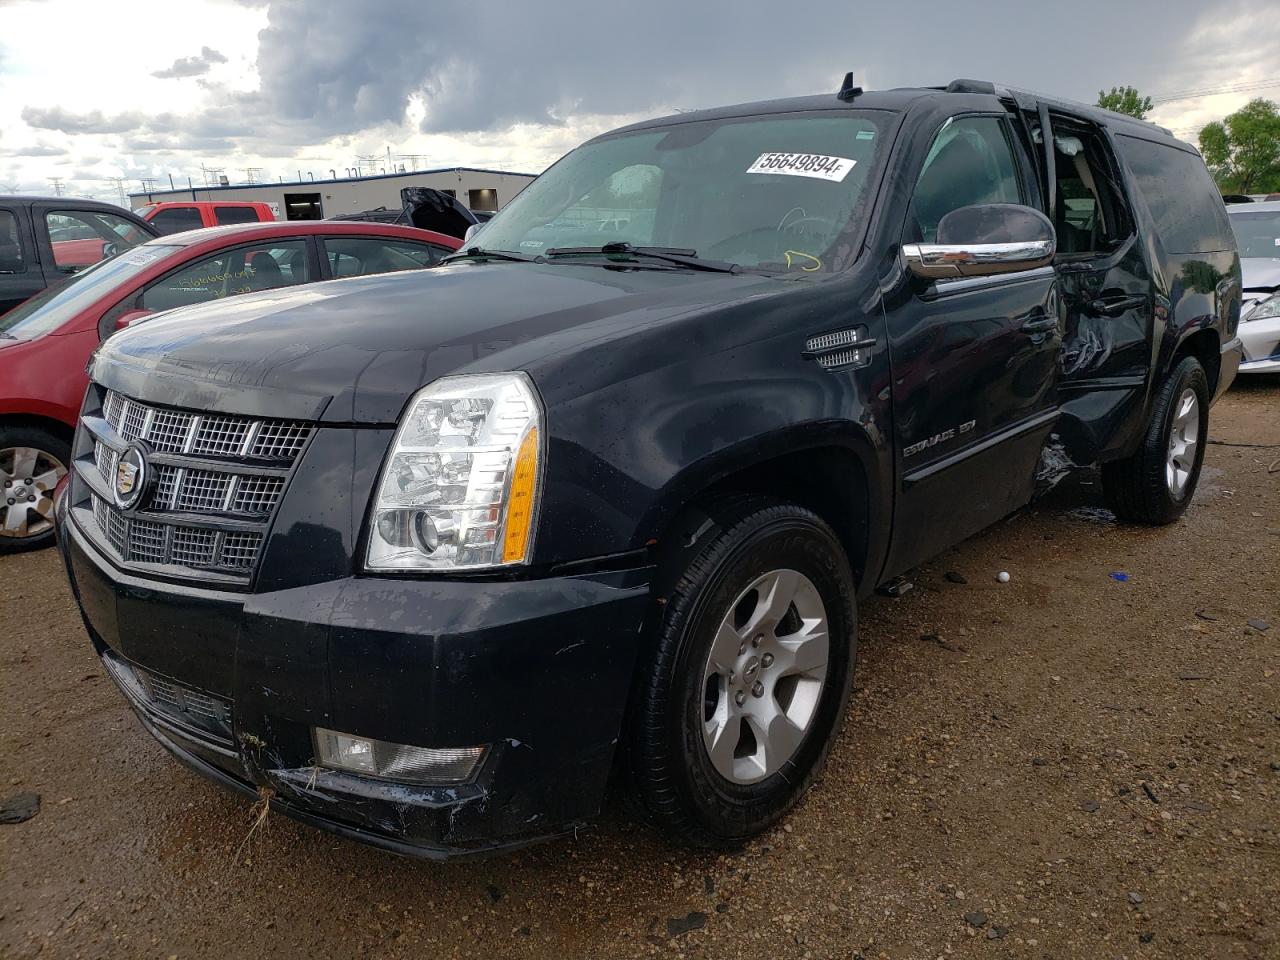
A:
[[2, 378, 1277, 960]]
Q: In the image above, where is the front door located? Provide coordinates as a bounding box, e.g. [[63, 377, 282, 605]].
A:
[[0, 206, 43, 316], [881, 113, 1062, 577]]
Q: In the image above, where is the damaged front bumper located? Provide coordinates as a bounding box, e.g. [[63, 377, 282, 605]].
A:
[[1238, 315, 1280, 373], [58, 514, 651, 860]]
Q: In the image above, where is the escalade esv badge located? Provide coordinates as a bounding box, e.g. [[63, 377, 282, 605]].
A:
[[113, 444, 149, 510]]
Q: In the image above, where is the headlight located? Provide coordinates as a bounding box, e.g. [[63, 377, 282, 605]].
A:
[[366, 372, 544, 571], [1244, 292, 1280, 322]]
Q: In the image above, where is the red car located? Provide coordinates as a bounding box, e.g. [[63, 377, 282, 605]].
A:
[[137, 201, 277, 235], [0, 220, 461, 551]]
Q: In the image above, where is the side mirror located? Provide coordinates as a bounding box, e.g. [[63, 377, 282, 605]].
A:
[[463, 223, 482, 244], [903, 203, 1056, 279], [114, 308, 153, 330], [102, 241, 119, 260]]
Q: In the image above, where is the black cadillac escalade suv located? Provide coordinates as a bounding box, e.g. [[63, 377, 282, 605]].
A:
[[55, 77, 1242, 859]]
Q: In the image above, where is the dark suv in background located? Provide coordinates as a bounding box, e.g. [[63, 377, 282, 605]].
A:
[[1, 197, 156, 316], [56, 77, 1241, 859]]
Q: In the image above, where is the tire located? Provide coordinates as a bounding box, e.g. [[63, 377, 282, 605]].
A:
[[0, 426, 70, 553], [1102, 356, 1209, 525], [625, 497, 857, 849]]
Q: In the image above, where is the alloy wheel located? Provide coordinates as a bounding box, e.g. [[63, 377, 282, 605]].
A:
[[1166, 388, 1200, 498], [0, 447, 67, 540], [700, 568, 829, 784]]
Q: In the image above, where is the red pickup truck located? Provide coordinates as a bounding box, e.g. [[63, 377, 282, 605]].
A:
[[136, 201, 276, 235]]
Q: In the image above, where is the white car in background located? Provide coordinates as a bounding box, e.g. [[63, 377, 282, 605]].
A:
[[1227, 200, 1280, 373]]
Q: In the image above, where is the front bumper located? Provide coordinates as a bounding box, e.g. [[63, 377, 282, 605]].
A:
[[1238, 315, 1280, 373], [58, 512, 652, 859]]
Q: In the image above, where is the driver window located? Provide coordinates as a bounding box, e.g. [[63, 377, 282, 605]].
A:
[[140, 240, 310, 311], [909, 117, 1022, 243]]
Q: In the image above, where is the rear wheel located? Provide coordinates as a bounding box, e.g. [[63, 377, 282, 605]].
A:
[[1102, 356, 1209, 524], [0, 427, 70, 553], [626, 499, 856, 848]]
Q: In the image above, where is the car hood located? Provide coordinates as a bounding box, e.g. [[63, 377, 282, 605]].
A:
[[1241, 257, 1280, 292], [92, 261, 784, 424]]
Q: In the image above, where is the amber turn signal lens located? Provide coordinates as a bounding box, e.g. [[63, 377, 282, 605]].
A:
[[502, 426, 539, 563]]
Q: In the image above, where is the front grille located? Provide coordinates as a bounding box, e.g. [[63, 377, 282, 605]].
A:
[[79, 389, 311, 583], [102, 651, 234, 746]]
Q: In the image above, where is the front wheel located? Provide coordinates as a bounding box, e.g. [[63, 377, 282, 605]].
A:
[[626, 499, 856, 848], [0, 427, 70, 553], [1102, 355, 1209, 524]]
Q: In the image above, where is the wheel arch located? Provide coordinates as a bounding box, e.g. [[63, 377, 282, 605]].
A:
[[641, 422, 890, 599], [0, 412, 75, 449], [1169, 326, 1221, 396]]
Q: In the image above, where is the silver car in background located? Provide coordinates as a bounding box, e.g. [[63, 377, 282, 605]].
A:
[[1227, 200, 1280, 373]]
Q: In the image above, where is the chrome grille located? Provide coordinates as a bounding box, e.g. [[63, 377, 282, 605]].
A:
[[175, 471, 233, 512], [230, 475, 285, 515], [250, 422, 310, 460], [82, 389, 310, 582], [193, 416, 251, 456], [146, 409, 194, 452], [169, 526, 218, 566], [90, 494, 263, 572], [128, 518, 167, 563], [101, 390, 312, 462]]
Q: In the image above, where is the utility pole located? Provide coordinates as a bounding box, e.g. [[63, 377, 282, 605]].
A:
[[140, 177, 158, 195], [49, 177, 64, 196], [355, 154, 380, 177], [244, 167, 263, 185], [105, 177, 128, 205], [200, 163, 225, 188], [395, 153, 427, 172]]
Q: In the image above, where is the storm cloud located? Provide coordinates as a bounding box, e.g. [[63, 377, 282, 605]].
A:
[[231, 0, 1278, 140]]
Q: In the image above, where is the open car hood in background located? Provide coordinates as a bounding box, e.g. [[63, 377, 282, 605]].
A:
[[400, 187, 479, 239]]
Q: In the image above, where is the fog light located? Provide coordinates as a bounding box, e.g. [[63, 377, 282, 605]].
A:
[[313, 727, 486, 784]]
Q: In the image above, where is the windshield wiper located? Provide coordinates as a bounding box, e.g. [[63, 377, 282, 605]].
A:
[[441, 246, 542, 264], [544, 242, 739, 274]]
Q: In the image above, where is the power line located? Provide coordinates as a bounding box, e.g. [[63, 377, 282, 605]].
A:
[[1150, 77, 1280, 105]]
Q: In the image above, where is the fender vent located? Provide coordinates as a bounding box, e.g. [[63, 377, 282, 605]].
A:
[[804, 326, 875, 370]]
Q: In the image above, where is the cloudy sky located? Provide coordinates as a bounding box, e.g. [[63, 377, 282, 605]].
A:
[[1, 0, 1278, 205]]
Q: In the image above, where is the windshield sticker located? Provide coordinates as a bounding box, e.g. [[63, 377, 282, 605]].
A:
[[856, 130, 876, 140], [122, 250, 162, 266], [747, 153, 856, 182]]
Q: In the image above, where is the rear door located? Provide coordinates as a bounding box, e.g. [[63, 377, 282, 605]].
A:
[[1036, 112, 1155, 460], [147, 206, 206, 236], [881, 112, 1061, 576], [214, 205, 262, 226], [0, 205, 43, 315], [319, 235, 450, 279]]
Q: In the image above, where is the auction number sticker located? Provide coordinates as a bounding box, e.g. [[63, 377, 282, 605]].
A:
[[746, 152, 856, 182]]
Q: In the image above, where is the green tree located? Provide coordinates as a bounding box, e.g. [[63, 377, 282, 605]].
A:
[[1097, 86, 1153, 120], [1198, 98, 1280, 194]]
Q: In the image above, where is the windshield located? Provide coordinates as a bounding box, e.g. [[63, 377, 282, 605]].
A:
[[0, 245, 179, 340], [1228, 209, 1280, 259], [469, 110, 888, 274]]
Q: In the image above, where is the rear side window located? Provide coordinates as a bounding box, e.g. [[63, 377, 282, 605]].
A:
[[149, 207, 205, 235], [1116, 136, 1233, 254], [0, 210, 25, 273], [322, 236, 443, 278], [215, 206, 260, 225], [909, 117, 1023, 243]]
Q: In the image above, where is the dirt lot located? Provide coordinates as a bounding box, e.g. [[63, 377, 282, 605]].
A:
[[2, 378, 1277, 960]]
